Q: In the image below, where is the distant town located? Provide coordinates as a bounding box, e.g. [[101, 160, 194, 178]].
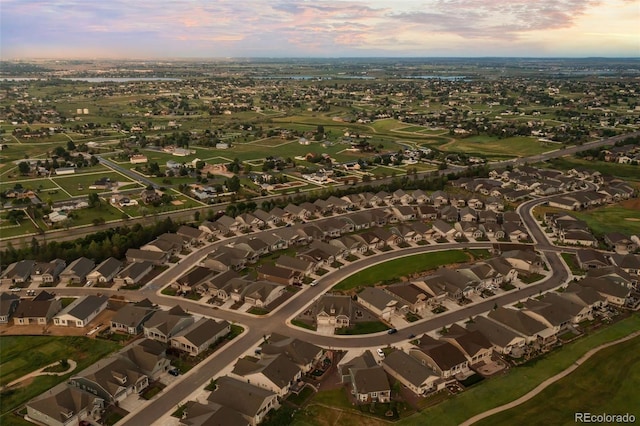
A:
[[1, 58, 639, 426]]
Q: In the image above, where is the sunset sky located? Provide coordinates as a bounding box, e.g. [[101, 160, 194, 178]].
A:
[[2, 0, 639, 59]]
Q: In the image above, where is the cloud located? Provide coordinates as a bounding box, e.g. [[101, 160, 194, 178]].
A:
[[0, 0, 637, 58]]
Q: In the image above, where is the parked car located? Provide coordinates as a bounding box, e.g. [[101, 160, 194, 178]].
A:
[[168, 368, 180, 376], [387, 328, 398, 335], [376, 348, 385, 358]]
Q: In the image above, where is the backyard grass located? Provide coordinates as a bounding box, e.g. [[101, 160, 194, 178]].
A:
[[0, 336, 120, 420], [395, 313, 640, 426], [475, 335, 640, 426], [334, 249, 470, 291], [561, 252, 584, 276]]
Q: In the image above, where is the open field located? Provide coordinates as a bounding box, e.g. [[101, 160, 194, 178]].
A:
[[0, 336, 120, 421], [334, 249, 471, 291], [395, 314, 640, 426], [569, 199, 640, 237], [54, 172, 141, 196], [475, 335, 640, 426], [437, 135, 553, 158]]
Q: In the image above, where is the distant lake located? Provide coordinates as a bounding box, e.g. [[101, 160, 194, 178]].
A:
[[256, 75, 374, 80], [403, 75, 467, 80], [61, 77, 182, 82], [1, 77, 182, 82]]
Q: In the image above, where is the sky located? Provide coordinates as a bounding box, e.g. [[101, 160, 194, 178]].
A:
[[1, 0, 639, 59]]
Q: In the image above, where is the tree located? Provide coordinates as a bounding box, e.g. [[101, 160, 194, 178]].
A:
[[18, 161, 30, 175], [88, 193, 101, 208], [66, 140, 76, 151], [226, 175, 241, 192]]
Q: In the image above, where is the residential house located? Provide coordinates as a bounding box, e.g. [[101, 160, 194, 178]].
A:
[[440, 324, 494, 365], [125, 248, 168, 265], [604, 232, 637, 254], [257, 264, 299, 285], [26, 386, 96, 426], [350, 365, 391, 403], [409, 334, 469, 379], [179, 403, 249, 426], [417, 205, 438, 220], [384, 282, 433, 313], [230, 353, 302, 396], [1, 260, 36, 286], [357, 287, 401, 321], [207, 376, 279, 426], [0, 292, 20, 323], [30, 259, 66, 286], [341, 351, 391, 403], [53, 295, 108, 327], [241, 280, 285, 307], [314, 295, 356, 330], [561, 230, 598, 247], [174, 266, 217, 293], [466, 316, 526, 355], [113, 261, 154, 287], [275, 255, 316, 276], [487, 307, 550, 344], [439, 205, 458, 222], [420, 269, 477, 301], [576, 249, 610, 270], [176, 225, 208, 244], [121, 339, 171, 380], [261, 333, 323, 373], [382, 350, 439, 395], [234, 237, 270, 257], [13, 291, 61, 325], [143, 305, 194, 343], [391, 205, 417, 221], [501, 250, 543, 274], [236, 213, 265, 230], [432, 219, 457, 239], [578, 277, 631, 307], [68, 356, 149, 404], [170, 318, 230, 356], [110, 299, 158, 335], [86, 258, 122, 284]]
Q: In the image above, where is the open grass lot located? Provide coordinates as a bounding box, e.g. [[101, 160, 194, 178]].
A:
[[545, 157, 640, 181], [438, 135, 553, 158], [394, 314, 640, 426], [54, 171, 141, 196], [0, 215, 40, 239], [0, 336, 120, 421], [475, 335, 640, 426], [570, 200, 640, 237], [60, 203, 125, 227], [334, 249, 471, 291]]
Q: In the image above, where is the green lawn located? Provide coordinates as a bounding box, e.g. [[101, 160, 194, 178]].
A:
[[0, 336, 120, 420], [334, 249, 470, 291], [561, 252, 584, 276], [396, 314, 640, 426], [476, 335, 640, 426], [570, 203, 640, 237]]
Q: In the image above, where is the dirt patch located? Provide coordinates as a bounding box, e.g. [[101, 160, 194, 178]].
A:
[[625, 218, 640, 222], [171, 200, 184, 206], [621, 198, 640, 210]]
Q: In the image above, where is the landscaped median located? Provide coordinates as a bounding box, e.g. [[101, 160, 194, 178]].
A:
[[333, 249, 485, 291]]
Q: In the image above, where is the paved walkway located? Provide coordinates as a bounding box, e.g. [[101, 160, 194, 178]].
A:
[[3, 359, 77, 389], [461, 331, 640, 426]]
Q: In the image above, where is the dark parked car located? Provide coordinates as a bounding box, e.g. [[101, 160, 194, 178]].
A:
[[168, 368, 180, 376], [387, 328, 398, 335]]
